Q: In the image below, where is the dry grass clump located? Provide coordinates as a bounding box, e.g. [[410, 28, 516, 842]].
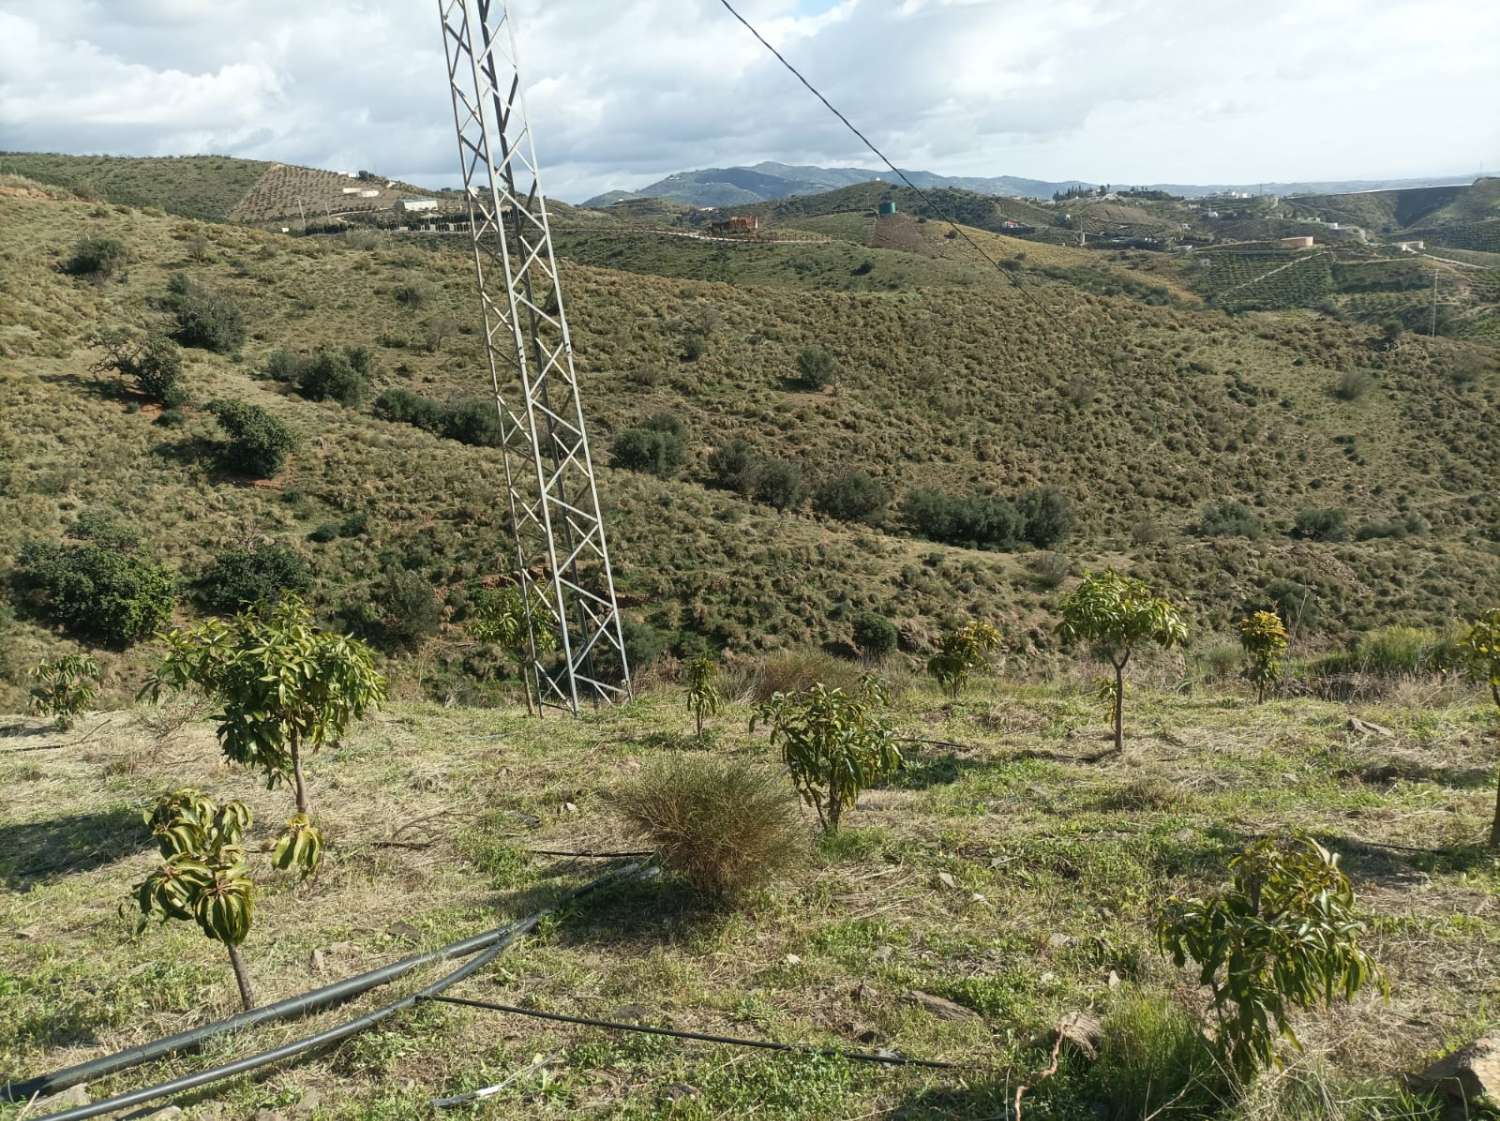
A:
[[611, 755, 807, 901], [725, 648, 866, 704]]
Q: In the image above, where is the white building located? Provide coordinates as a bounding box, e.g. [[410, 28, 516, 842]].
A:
[[398, 198, 439, 213]]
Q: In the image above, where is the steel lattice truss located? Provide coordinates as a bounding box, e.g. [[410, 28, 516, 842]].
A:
[[437, 0, 630, 713]]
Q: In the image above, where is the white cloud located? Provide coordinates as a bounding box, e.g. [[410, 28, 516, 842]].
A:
[[0, 0, 1494, 201]]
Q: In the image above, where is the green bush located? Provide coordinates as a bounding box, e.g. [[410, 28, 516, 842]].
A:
[[795, 346, 836, 390], [754, 458, 805, 512], [295, 350, 370, 407], [1018, 487, 1074, 548], [209, 399, 296, 477], [611, 755, 806, 900], [134, 335, 187, 406], [165, 273, 246, 353], [1333, 369, 1375, 401], [610, 413, 688, 478], [1356, 513, 1428, 540], [706, 438, 762, 496], [263, 349, 301, 382], [15, 539, 175, 648], [1195, 499, 1263, 539], [813, 470, 888, 524], [1084, 994, 1225, 1121], [196, 542, 312, 615], [373, 389, 503, 447], [66, 236, 127, 279], [393, 282, 433, 308], [902, 489, 1023, 550], [373, 570, 441, 651], [28, 653, 103, 730], [374, 387, 446, 431], [851, 611, 898, 659], [1291, 507, 1349, 542]]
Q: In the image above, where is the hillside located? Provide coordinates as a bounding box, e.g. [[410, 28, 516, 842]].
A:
[[2, 178, 1499, 709]]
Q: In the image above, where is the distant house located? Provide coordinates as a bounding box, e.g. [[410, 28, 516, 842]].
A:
[[340, 187, 361, 195], [358, 189, 380, 198], [1278, 235, 1315, 249], [399, 198, 439, 213], [1396, 240, 1425, 252], [707, 214, 759, 235]]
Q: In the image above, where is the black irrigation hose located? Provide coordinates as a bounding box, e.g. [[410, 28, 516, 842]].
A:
[[5, 899, 556, 1102], [23, 863, 647, 1121], [421, 993, 963, 1071]]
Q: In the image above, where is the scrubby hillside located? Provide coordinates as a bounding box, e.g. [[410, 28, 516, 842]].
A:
[[1, 181, 1498, 709]]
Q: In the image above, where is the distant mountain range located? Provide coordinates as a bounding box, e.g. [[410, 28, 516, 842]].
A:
[[583, 161, 1481, 209]]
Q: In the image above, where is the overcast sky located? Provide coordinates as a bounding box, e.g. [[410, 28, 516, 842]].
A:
[[0, 0, 1494, 202]]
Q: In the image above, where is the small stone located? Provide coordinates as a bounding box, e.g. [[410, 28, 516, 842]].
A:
[[970, 892, 988, 904], [611, 1003, 648, 1023], [1107, 970, 1122, 988], [562, 801, 579, 814], [662, 1083, 699, 1102], [386, 921, 421, 941], [907, 990, 981, 1022], [308, 948, 326, 975], [852, 981, 879, 1004], [327, 941, 356, 955], [41, 1085, 89, 1109], [783, 953, 802, 966], [294, 1088, 322, 1115], [936, 872, 957, 890], [873, 945, 894, 962], [13, 928, 37, 940], [1046, 933, 1073, 951], [1034, 1012, 1104, 1060], [1347, 717, 1394, 738], [1040, 971, 1057, 984]]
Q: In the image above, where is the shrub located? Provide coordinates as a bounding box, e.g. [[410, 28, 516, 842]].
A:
[[1057, 570, 1188, 754], [209, 399, 296, 477], [28, 653, 102, 730], [754, 458, 804, 512], [95, 330, 187, 406], [295, 350, 369, 406], [730, 649, 866, 704], [1018, 487, 1075, 547], [851, 611, 898, 660], [1160, 836, 1382, 1084], [1195, 500, 1263, 539], [1027, 551, 1070, 589], [926, 620, 1002, 698], [1355, 625, 1439, 676], [1262, 578, 1321, 630], [264, 349, 302, 382], [165, 273, 246, 352], [1333, 369, 1374, 401], [196, 542, 312, 615], [1355, 513, 1428, 540], [374, 570, 441, 651], [66, 236, 128, 279], [902, 489, 1024, 551], [621, 617, 670, 672], [393, 282, 433, 308], [374, 386, 446, 431], [795, 346, 836, 389], [753, 676, 899, 834], [706, 438, 761, 495], [132, 789, 259, 1009], [1291, 507, 1349, 542], [14, 539, 175, 648], [439, 399, 505, 447], [612, 756, 805, 900], [610, 413, 688, 478], [144, 595, 387, 834], [813, 470, 888, 524], [1239, 610, 1288, 702]]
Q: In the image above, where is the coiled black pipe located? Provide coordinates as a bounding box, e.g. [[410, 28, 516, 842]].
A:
[[19, 862, 646, 1121]]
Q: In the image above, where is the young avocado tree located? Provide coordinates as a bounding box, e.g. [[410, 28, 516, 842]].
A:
[[133, 789, 259, 1009], [28, 653, 102, 730], [683, 653, 722, 739], [1057, 570, 1188, 754], [1459, 608, 1500, 846], [926, 620, 1003, 699], [752, 676, 899, 834], [467, 585, 557, 716], [1159, 835, 1383, 1085], [143, 595, 386, 873], [1239, 610, 1289, 703]]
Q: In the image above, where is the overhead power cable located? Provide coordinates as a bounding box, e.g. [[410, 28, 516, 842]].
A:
[[715, 0, 1046, 309]]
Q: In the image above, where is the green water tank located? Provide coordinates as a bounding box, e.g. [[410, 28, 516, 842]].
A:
[[878, 199, 897, 216]]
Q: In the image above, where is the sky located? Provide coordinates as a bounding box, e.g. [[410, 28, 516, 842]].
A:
[[0, 0, 1495, 203]]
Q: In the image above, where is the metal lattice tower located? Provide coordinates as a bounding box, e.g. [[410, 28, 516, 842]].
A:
[[437, 0, 630, 713]]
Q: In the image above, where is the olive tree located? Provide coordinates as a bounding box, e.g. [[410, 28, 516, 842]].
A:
[[1159, 835, 1383, 1084], [1239, 610, 1289, 703], [143, 595, 386, 872], [1459, 608, 1500, 846], [752, 676, 899, 834], [467, 585, 556, 716], [133, 789, 259, 1009], [1057, 570, 1188, 753], [683, 653, 722, 739]]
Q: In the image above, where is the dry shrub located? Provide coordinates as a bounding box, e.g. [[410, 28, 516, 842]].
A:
[[724, 648, 865, 704], [611, 755, 807, 901]]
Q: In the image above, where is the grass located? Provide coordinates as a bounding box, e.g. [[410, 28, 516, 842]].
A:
[[1, 671, 1497, 1119]]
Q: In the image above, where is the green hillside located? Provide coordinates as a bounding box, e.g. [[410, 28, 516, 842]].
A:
[[1, 179, 1499, 711], [0, 153, 271, 221]]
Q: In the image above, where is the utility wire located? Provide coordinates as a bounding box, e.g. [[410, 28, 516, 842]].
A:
[[714, 0, 1047, 309], [420, 993, 964, 1070]]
